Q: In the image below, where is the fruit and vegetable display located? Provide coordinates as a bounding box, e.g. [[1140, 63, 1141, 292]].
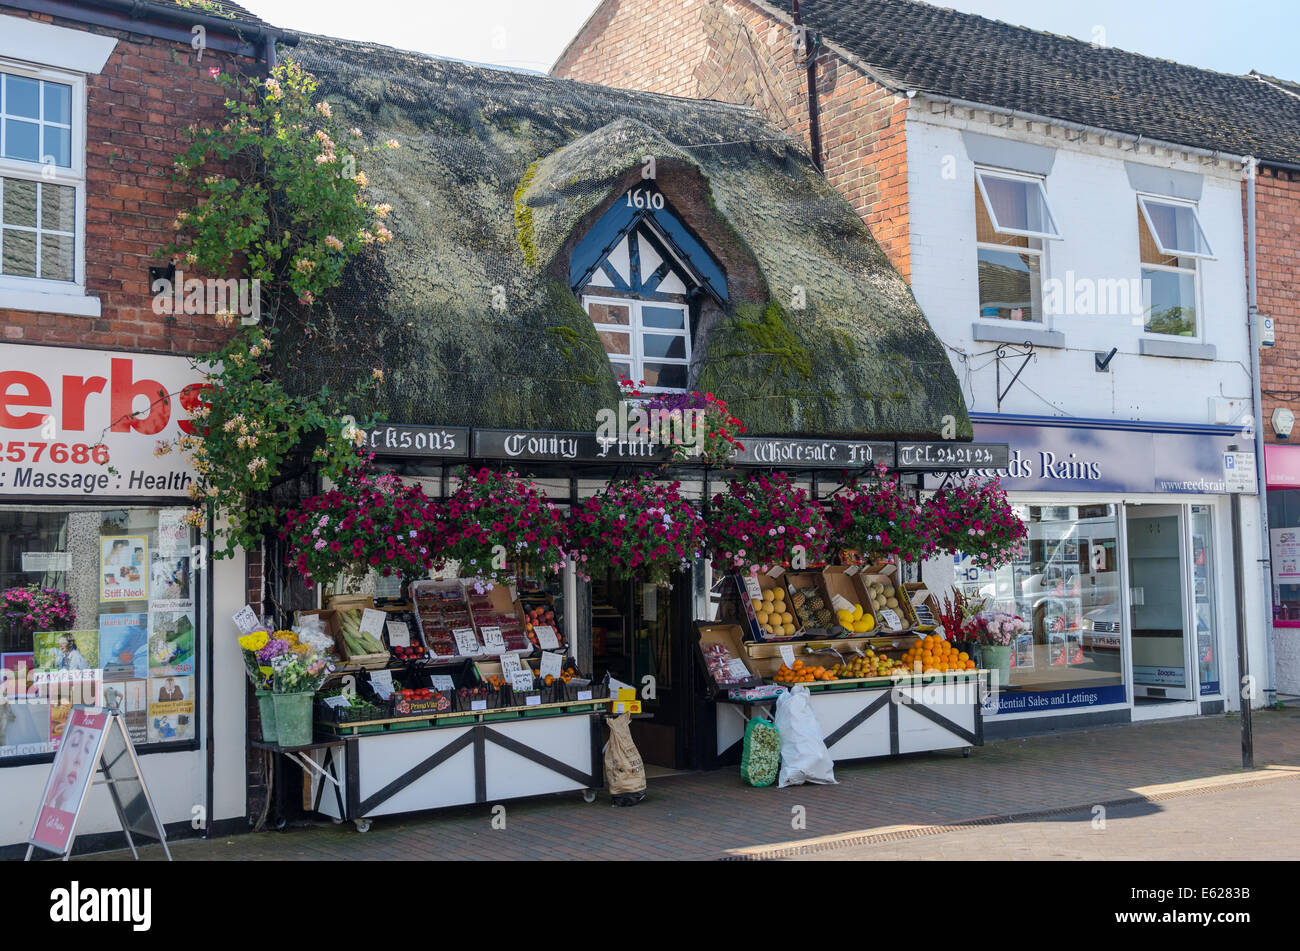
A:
[[391, 643, 427, 662], [413, 587, 471, 656], [752, 586, 800, 638], [522, 602, 562, 649], [862, 580, 909, 631], [338, 609, 388, 658], [834, 602, 877, 634], [827, 649, 901, 679], [900, 633, 976, 673], [392, 683, 453, 714], [701, 642, 761, 688], [790, 586, 836, 631], [773, 659, 836, 683]]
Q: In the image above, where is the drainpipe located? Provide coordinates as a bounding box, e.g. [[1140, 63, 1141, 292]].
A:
[[791, 1, 823, 170], [1245, 156, 1277, 706]]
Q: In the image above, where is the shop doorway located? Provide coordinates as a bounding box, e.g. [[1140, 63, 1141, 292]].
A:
[[1124, 504, 1196, 703]]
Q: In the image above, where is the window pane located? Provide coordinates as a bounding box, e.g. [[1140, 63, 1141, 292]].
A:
[[2, 178, 38, 227], [641, 305, 685, 329], [1190, 506, 1219, 694], [977, 247, 1040, 322], [43, 125, 71, 167], [641, 333, 686, 359], [597, 329, 630, 356], [41, 183, 74, 232], [4, 119, 39, 162], [609, 360, 632, 381], [977, 172, 1059, 237], [587, 301, 630, 325], [5, 75, 40, 118], [1140, 198, 1212, 258], [43, 81, 72, 125], [40, 232, 73, 282], [1142, 268, 1196, 336], [642, 362, 687, 390], [2, 227, 37, 277], [975, 181, 1028, 248]]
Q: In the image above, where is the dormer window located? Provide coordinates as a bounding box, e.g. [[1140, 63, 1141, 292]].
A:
[[570, 185, 727, 393]]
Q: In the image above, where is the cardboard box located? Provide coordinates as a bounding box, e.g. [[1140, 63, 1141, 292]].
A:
[[734, 569, 802, 641], [783, 570, 837, 636], [855, 563, 918, 633]]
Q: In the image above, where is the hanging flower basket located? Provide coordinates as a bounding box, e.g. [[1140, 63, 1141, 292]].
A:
[[707, 471, 829, 572], [620, 379, 746, 466], [279, 470, 439, 588], [830, 465, 934, 564], [433, 468, 569, 580], [924, 478, 1026, 570], [1, 585, 75, 633], [567, 476, 706, 586]]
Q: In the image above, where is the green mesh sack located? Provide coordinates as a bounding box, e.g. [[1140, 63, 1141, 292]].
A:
[[740, 717, 781, 787]]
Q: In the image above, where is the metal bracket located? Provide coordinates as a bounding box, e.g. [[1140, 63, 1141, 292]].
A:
[[974, 341, 1035, 412]]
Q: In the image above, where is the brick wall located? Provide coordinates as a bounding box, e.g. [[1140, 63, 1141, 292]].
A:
[[554, 0, 914, 278], [0, 8, 260, 353], [1254, 165, 1300, 445]]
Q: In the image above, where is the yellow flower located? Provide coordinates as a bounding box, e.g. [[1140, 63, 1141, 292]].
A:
[[239, 631, 269, 652]]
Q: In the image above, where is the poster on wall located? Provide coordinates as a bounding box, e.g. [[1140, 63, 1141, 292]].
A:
[[1, 651, 36, 698], [148, 608, 195, 677], [49, 703, 71, 749], [147, 675, 194, 742], [101, 536, 149, 602], [0, 697, 52, 756], [1270, 528, 1300, 584], [1048, 632, 1068, 665], [148, 551, 192, 602], [32, 630, 99, 673], [156, 509, 191, 555], [103, 679, 148, 744], [1013, 634, 1035, 670], [98, 613, 149, 680]]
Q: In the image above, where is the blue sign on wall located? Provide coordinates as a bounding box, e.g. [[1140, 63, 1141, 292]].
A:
[[933, 415, 1249, 495], [983, 683, 1128, 715]]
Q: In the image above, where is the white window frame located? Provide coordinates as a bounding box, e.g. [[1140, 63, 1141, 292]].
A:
[[974, 167, 1053, 327], [975, 167, 1062, 241], [0, 58, 90, 309], [582, 293, 692, 393], [1136, 193, 1205, 343], [1137, 194, 1214, 260]]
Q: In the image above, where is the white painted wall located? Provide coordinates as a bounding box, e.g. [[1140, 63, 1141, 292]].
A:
[[906, 112, 1252, 424], [1, 554, 247, 851]]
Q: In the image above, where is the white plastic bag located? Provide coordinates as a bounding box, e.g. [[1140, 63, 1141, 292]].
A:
[[774, 685, 837, 787]]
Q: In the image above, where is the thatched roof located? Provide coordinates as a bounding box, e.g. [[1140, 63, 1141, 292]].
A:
[[287, 34, 970, 439]]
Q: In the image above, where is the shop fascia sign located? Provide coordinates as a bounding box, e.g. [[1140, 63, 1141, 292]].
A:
[[0, 344, 203, 498]]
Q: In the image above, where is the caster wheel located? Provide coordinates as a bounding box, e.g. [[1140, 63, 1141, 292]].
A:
[[354, 819, 372, 833], [331, 817, 343, 825], [962, 747, 972, 758], [582, 789, 598, 803]]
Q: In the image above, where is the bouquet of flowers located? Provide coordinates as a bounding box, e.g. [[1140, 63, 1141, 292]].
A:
[[567, 476, 706, 586], [964, 610, 1027, 647], [270, 643, 334, 694], [707, 471, 829, 572], [2, 585, 75, 631], [433, 468, 570, 580], [239, 626, 335, 694], [237, 627, 274, 690]]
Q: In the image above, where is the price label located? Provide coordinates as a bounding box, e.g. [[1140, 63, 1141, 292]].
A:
[[471, 699, 487, 711], [369, 669, 394, 701], [879, 608, 903, 630], [577, 689, 593, 701], [830, 594, 855, 614], [499, 652, 523, 677], [480, 626, 507, 654], [534, 625, 560, 650], [742, 576, 763, 602], [323, 695, 350, 709], [232, 605, 259, 634], [540, 651, 563, 679], [779, 644, 796, 667], [453, 628, 481, 656], [385, 620, 411, 647], [360, 608, 387, 639], [509, 669, 535, 692], [727, 658, 751, 680], [431, 675, 455, 692], [524, 694, 542, 706]]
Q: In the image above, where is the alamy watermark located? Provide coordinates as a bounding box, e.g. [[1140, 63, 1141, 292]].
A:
[[594, 401, 706, 458], [151, 269, 261, 325]]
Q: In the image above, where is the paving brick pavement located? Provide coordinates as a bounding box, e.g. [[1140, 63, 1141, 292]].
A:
[[75, 709, 1300, 861]]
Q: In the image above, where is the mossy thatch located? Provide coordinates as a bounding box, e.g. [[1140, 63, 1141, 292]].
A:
[[289, 34, 970, 439]]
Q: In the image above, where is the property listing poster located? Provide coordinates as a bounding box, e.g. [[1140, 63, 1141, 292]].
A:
[[98, 613, 149, 680], [0, 652, 50, 756], [147, 675, 194, 742], [101, 536, 149, 602]]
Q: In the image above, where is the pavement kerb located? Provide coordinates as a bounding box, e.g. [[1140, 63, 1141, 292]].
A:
[[720, 766, 1300, 861]]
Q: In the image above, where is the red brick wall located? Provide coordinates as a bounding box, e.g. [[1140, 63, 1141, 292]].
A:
[[0, 9, 260, 354], [1254, 165, 1300, 445], [553, 0, 914, 278]]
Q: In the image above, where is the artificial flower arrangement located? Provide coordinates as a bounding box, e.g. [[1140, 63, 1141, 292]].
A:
[[279, 467, 439, 588], [619, 378, 746, 466], [924, 478, 1026, 570], [2, 585, 75, 632], [433, 468, 570, 581], [237, 626, 335, 693], [566, 476, 706, 586], [830, 464, 934, 564], [708, 471, 829, 572]]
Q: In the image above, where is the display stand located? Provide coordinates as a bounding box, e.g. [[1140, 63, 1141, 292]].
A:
[[249, 737, 346, 832], [25, 707, 172, 861]]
